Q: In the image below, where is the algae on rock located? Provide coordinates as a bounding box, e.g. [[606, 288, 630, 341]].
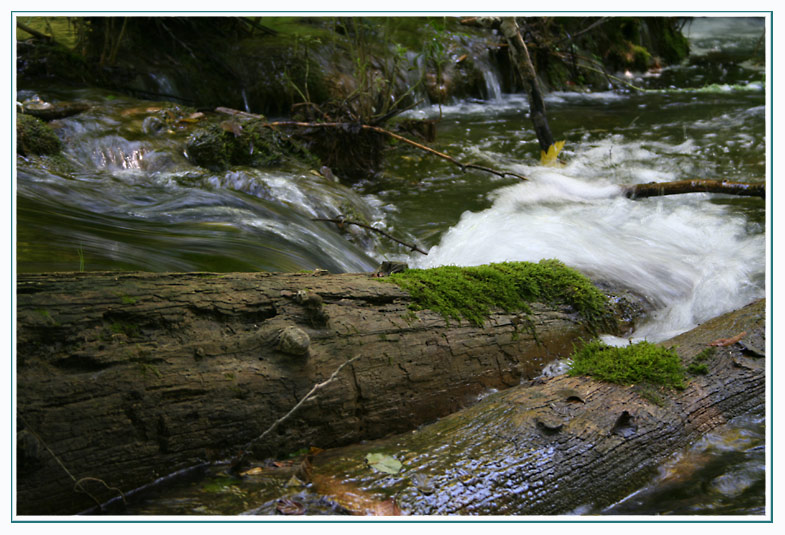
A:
[[16, 113, 62, 156]]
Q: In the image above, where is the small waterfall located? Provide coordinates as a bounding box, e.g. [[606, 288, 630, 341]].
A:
[[148, 73, 178, 98], [241, 89, 251, 113], [482, 69, 503, 101]]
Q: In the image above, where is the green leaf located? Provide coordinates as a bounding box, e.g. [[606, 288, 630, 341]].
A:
[[365, 453, 402, 474]]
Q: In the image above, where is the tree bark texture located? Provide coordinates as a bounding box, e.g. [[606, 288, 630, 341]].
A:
[[299, 299, 766, 515], [16, 271, 608, 515]]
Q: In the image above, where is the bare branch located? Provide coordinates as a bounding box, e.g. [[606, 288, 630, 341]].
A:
[[623, 179, 765, 199], [312, 217, 428, 255]]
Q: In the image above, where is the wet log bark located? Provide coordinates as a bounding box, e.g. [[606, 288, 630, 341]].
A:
[[16, 270, 612, 515], [303, 299, 766, 515], [623, 179, 765, 199]]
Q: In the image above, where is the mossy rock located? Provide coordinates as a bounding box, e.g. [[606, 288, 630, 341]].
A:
[[185, 120, 318, 171], [16, 113, 62, 156]]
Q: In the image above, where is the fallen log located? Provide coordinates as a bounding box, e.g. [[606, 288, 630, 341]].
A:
[[284, 299, 765, 515], [623, 179, 765, 199], [16, 266, 626, 515]]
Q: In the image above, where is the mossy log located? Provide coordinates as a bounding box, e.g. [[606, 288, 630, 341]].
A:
[[294, 299, 765, 515], [16, 270, 617, 515]]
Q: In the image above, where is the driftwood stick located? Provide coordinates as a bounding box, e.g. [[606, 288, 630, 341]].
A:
[[16, 21, 54, 43], [312, 217, 429, 255], [624, 179, 765, 199], [272, 120, 528, 181]]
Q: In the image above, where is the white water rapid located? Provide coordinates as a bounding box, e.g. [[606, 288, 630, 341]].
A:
[[413, 137, 765, 342]]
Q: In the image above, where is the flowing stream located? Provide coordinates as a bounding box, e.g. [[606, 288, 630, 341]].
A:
[[16, 17, 767, 516]]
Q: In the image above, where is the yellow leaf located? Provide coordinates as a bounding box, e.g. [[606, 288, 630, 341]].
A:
[[540, 140, 566, 166]]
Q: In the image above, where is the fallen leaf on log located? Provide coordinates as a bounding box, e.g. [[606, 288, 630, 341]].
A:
[[708, 331, 747, 347], [365, 453, 402, 474], [239, 466, 266, 476]]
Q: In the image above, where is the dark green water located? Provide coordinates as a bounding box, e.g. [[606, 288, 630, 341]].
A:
[[16, 17, 767, 516]]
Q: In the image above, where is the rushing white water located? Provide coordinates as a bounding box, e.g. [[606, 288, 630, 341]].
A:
[[413, 136, 765, 342]]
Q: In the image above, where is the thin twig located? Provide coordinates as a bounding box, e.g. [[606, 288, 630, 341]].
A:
[[312, 217, 429, 255], [235, 356, 362, 462], [555, 17, 609, 45], [553, 51, 648, 92], [74, 477, 127, 505], [18, 413, 125, 507]]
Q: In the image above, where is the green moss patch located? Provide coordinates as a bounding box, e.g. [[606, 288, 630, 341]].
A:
[[568, 340, 686, 390], [386, 259, 613, 331], [686, 346, 716, 376], [17, 113, 62, 156]]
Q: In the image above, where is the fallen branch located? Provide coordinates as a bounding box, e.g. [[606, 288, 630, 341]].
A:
[[623, 179, 765, 199], [312, 217, 428, 255], [499, 17, 556, 153], [214, 107, 529, 181], [16, 21, 54, 43]]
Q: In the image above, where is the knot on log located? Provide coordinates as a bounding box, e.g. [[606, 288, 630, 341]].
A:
[[277, 326, 311, 356], [611, 410, 637, 438], [295, 290, 329, 327]]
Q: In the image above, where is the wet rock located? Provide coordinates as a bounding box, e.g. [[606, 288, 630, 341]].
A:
[[185, 121, 317, 171], [16, 113, 61, 156], [20, 97, 90, 121]]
